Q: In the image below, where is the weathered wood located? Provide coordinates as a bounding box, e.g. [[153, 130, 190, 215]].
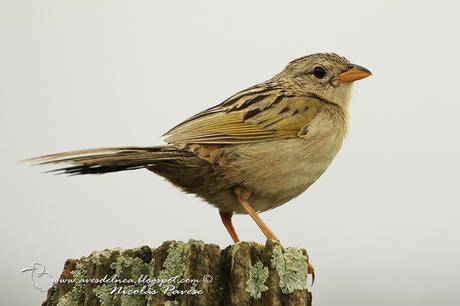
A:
[[42, 240, 312, 306]]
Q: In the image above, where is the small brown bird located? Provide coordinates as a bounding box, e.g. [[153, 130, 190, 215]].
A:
[[28, 53, 371, 246]]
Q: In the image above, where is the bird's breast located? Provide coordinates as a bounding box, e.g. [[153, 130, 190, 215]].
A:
[[222, 112, 346, 211]]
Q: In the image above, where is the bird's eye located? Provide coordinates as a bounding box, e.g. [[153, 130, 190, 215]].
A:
[[313, 66, 326, 79]]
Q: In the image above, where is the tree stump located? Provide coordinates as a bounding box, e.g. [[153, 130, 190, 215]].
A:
[[42, 240, 312, 306]]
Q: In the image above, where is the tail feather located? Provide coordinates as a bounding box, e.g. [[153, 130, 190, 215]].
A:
[[25, 145, 192, 175]]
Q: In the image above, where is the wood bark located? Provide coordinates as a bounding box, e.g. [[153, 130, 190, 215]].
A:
[[42, 240, 312, 306]]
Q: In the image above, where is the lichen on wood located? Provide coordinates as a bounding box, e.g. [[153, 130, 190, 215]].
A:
[[43, 240, 312, 306], [271, 244, 309, 294], [245, 261, 269, 299]]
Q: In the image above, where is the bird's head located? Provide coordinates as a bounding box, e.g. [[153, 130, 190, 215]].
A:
[[278, 53, 371, 109]]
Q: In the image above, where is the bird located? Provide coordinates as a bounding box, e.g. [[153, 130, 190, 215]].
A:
[[27, 53, 371, 246]]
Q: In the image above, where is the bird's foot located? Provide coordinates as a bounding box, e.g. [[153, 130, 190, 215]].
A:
[[308, 262, 315, 285]]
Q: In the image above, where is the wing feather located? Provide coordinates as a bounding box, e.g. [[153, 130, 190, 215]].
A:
[[164, 85, 329, 144]]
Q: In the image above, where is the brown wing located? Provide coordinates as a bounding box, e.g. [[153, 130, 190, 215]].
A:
[[163, 84, 328, 144]]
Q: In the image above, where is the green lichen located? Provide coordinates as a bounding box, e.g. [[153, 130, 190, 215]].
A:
[[92, 247, 152, 306], [90, 248, 122, 266], [157, 241, 190, 295], [57, 260, 88, 306], [145, 257, 156, 305], [164, 301, 179, 306], [270, 243, 308, 294], [119, 289, 147, 306], [245, 261, 269, 299], [110, 251, 148, 280], [93, 284, 115, 306]]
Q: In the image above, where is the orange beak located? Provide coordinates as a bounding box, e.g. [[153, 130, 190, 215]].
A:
[[336, 64, 372, 83]]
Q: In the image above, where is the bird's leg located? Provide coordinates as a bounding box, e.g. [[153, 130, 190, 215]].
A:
[[235, 189, 279, 241], [234, 189, 315, 284], [219, 210, 240, 243]]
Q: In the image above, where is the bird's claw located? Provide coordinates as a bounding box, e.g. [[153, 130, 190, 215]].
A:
[[307, 262, 315, 286]]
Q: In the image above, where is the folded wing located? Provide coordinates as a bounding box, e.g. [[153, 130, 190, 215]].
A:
[[164, 86, 327, 144]]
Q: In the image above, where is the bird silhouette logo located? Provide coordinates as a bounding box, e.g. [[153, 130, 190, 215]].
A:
[[21, 263, 54, 292]]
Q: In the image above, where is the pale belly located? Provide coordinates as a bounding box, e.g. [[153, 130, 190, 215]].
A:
[[220, 131, 344, 212]]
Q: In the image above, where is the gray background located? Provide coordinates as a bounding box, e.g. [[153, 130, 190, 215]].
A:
[[1, 1, 459, 305]]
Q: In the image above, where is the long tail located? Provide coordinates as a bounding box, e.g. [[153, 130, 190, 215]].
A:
[[25, 145, 192, 175]]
